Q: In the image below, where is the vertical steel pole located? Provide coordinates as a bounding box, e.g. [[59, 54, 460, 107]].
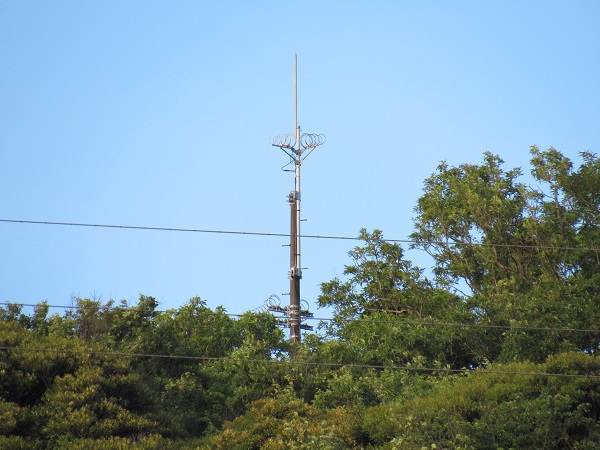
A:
[[272, 55, 323, 342], [289, 54, 301, 343], [289, 189, 300, 342]]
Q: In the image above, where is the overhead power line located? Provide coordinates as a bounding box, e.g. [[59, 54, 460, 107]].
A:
[[2, 345, 600, 380], [1, 219, 599, 252], [0, 219, 297, 239], [2, 301, 600, 334]]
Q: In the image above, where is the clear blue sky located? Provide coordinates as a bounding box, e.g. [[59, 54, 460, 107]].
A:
[[1, 2, 599, 321]]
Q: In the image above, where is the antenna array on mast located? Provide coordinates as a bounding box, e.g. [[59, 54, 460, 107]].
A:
[[271, 54, 325, 343]]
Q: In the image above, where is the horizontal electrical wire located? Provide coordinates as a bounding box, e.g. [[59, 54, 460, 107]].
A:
[[0, 301, 248, 319], [1, 219, 599, 252], [317, 317, 600, 334], [1, 345, 599, 380], [0, 219, 364, 242], [2, 301, 600, 334]]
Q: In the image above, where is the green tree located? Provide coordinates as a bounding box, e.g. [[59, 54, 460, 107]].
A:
[[38, 363, 155, 444], [411, 152, 539, 295], [318, 229, 479, 370], [410, 148, 600, 362], [361, 352, 600, 449], [203, 397, 360, 450]]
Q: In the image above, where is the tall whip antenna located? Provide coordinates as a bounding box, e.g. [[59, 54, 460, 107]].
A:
[[271, 54, 325, 343], [294, 53, 298, 141]]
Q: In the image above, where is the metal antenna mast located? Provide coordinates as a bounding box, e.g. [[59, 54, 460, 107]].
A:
[[272, 54, 325, 343]]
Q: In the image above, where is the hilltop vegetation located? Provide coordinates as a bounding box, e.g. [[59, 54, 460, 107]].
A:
[[1, 147, 600, 449]]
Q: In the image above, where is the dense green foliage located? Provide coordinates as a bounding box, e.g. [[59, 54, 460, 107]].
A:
[[0, 297, 288, 448], [1, 147, 599, 449]]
